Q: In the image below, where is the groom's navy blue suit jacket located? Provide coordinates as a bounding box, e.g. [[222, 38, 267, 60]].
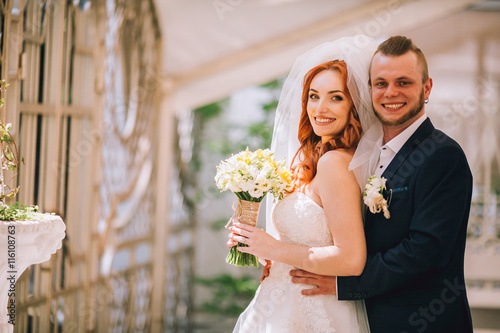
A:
[[337, 119, 473, 333]]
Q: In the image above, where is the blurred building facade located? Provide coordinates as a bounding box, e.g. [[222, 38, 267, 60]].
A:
[[1, 0, 192, 332]]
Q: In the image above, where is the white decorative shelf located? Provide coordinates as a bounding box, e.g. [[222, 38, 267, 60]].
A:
[[0, 215, 66, 333]]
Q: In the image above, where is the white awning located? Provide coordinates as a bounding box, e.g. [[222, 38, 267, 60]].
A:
[[153, 0, 500, 110]]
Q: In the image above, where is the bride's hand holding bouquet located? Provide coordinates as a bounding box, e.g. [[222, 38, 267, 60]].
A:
[[215, 148, 292, 267]]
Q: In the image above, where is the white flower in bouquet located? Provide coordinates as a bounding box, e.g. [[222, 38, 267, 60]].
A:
[[215, 148, 293, 202], [215, 148, 293, 267]]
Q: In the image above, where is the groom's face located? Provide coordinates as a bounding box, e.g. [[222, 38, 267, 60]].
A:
[[370, 51, 432, 130]]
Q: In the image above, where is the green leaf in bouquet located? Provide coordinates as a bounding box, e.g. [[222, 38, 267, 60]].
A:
[[226, 244, 259, 268]]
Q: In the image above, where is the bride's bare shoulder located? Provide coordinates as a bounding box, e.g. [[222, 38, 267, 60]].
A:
[[314, 149, 358, 197], [317, 149, 354, 172]]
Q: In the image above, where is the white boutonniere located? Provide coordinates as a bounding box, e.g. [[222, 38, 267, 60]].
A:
[[363, 176, 390, 219]]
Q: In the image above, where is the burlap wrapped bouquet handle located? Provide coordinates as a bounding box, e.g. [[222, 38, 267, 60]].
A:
[[225, 199, 262, 267], [226, 199, 261, 228]]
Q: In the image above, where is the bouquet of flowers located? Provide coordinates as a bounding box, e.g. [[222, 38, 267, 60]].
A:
[[215, 148, 292, 267]]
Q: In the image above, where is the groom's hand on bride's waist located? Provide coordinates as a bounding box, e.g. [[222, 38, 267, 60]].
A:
[[260, 260, 272, 282], [289, 269, 337, 296]]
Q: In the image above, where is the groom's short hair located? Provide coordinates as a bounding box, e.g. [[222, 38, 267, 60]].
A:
[[371, 35, 429, 83]]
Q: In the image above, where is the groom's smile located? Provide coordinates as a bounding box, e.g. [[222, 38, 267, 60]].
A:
[[382, 103, 406, 110]]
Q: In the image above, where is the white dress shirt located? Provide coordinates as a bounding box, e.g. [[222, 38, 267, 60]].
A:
[[373, 114, 428, 176]]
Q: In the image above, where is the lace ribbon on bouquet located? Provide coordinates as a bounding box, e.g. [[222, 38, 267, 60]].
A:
[[226, 199, 261, 228]]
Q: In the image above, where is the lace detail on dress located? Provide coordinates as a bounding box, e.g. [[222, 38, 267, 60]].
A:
[[272, 191, 333, 247], [233, 191, 370, 333], [263, 262, 336, 330]]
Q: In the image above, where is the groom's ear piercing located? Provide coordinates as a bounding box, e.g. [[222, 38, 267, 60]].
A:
[[425, 98, 429, 104]]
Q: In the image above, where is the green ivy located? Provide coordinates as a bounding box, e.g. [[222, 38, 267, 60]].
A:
[[195, 274, 259, 317], [0, 202, 45, 221], [194, 98, 228, 121], [0, 80, 42, 219]]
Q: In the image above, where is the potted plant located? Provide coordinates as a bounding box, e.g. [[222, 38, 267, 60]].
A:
[[0, 79, 66, 332]]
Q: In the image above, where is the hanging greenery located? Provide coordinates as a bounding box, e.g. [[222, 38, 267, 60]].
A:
[[0, 80, 21, 204], [0, 80, 47, 221]]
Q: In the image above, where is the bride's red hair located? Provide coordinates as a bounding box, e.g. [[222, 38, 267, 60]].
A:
[[291, 60, 362, 189]]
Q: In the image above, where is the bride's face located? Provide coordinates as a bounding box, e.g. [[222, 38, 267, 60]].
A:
[[306, 70, 353, 143]]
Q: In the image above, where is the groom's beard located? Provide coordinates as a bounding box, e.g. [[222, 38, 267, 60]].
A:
[[373, 89, 425, 127]]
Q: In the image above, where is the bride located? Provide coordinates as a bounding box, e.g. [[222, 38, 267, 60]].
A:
[[227, 36, 379, 333]]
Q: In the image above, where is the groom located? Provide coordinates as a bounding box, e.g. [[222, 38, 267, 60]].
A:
[[291, 36, 474, 333]]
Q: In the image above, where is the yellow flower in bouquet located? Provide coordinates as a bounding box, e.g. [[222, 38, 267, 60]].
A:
[[215, 148, 292, 267], [215, 148, 292, 202]]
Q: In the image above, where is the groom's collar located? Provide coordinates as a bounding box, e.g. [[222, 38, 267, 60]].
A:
[[382, 114, 427, 155], [380, 116, 434, 185]]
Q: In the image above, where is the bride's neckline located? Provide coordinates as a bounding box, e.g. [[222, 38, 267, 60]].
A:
[[292, 191, 324, 210]]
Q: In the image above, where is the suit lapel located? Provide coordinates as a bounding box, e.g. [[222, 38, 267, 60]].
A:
[[382, 118, 435, 184], [363, 119, 434, 229]]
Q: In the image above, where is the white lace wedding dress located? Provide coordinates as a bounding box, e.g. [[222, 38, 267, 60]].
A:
[[233, 191, 370, 333]]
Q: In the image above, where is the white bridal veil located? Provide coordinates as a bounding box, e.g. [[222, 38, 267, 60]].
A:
[[265, 35, 382, 239]]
